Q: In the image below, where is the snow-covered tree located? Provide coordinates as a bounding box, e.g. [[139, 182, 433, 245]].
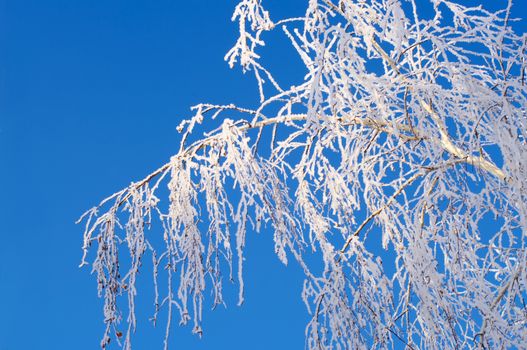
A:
[[79, 0, 527, 349]]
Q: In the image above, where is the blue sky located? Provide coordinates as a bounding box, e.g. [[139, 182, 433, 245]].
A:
[[1, 1, 526, 350]]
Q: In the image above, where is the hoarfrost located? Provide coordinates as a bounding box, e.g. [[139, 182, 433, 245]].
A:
[[79, 1, 527, 349]]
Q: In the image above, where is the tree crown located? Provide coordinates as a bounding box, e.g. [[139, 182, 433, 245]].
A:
[[80, 1, 527, 349]]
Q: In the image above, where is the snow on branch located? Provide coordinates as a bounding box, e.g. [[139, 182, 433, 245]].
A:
[[79, 1, 527, 349]]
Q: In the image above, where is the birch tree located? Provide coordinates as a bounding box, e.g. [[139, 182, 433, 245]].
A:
[[79, 0, 527, 349]]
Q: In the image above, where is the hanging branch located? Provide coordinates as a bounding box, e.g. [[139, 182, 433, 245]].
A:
[[79, 1, 527, 349]]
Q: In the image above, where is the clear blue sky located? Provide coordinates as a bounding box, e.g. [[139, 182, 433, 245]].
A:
[[1, 1, 526, 350]]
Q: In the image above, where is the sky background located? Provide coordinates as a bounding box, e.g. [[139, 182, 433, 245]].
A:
[[1, 1, 526, 350]]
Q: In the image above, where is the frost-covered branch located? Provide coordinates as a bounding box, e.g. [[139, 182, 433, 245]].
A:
[[79, 1, 527, 349]]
